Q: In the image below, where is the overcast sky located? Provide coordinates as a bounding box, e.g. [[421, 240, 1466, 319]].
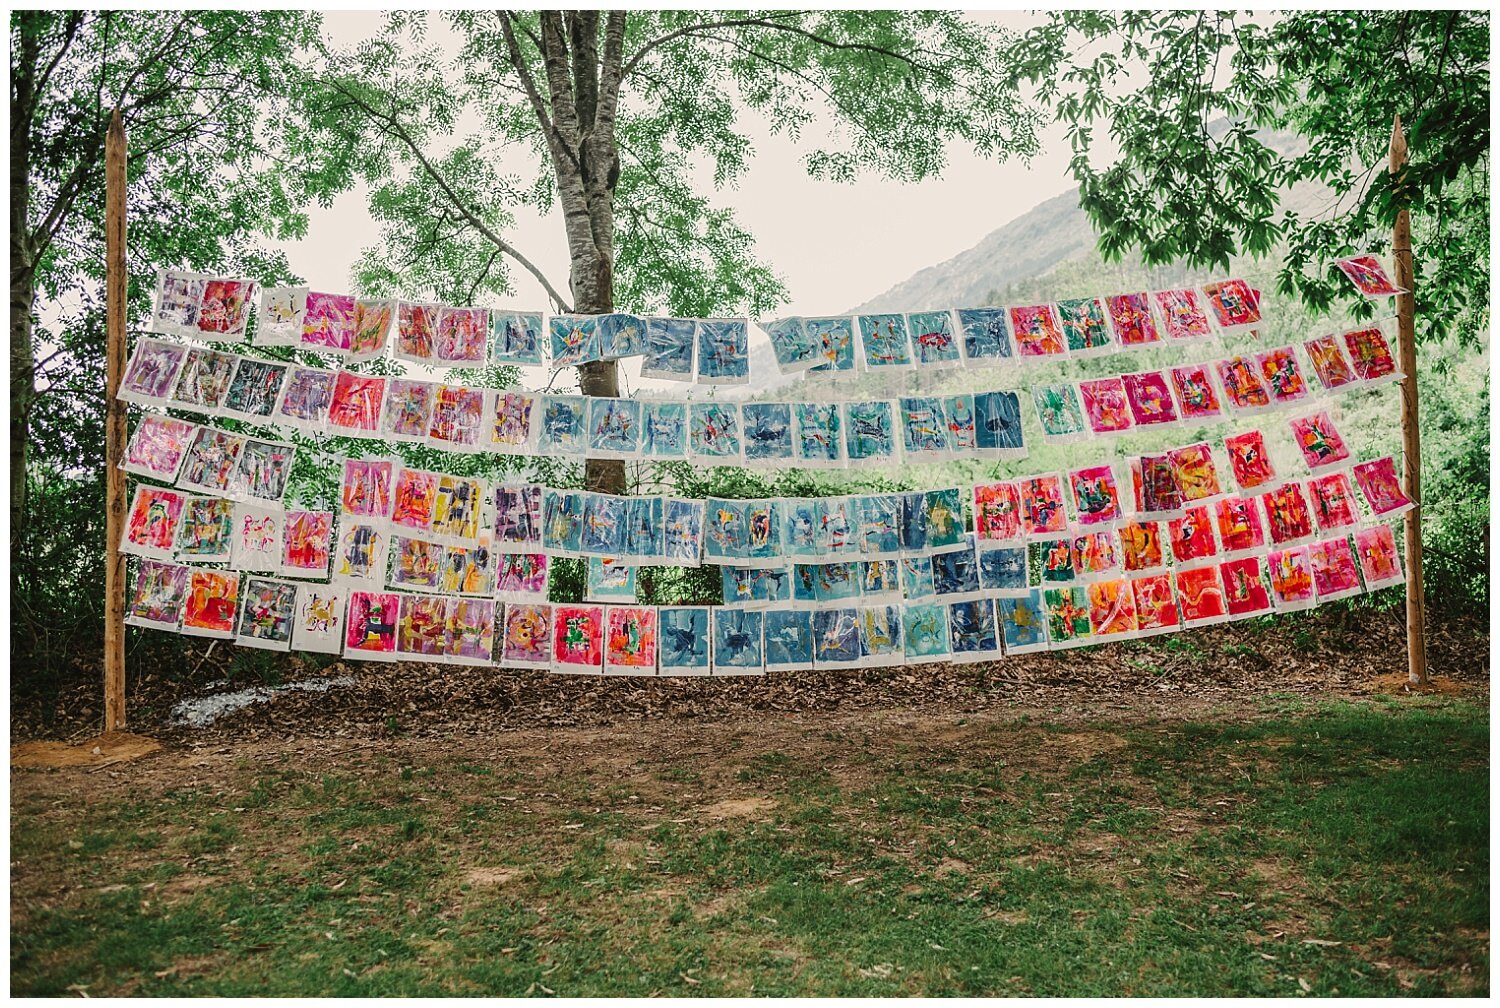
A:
[[283, 11, 1077, 321]]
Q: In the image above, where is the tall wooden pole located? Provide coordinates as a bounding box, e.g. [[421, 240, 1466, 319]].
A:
[[1389, 113, 1428, 687], [104, 109, 128, 730]]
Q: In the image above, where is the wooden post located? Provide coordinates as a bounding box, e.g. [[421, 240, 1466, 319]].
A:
[[104, 108, 128, 730], [1389, 113, 1428, 687]]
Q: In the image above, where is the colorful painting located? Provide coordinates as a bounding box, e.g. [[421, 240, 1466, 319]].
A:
[[189, 277, 251, 337], [1057, 296, 1113, 354], [302, 291, 356, 353], [1044, 586, 1092, 647], [274, 365, 337, 429], [391, 468, 438, 534], [973, 481, 1022, 543], [1223, 429, 1277, 493], [1256, 346, 1309, 404], [490, 483, 539, 547], [230, 502, 284, 573], [1131, 573, 1180, 636], [1201, 278, 1262, 333], [695, 319, 750, 384], [1087, 579, 1138, 637], [842, 400, 894, 461], [1341, 326, 1399, 383], [152, 269, 206, 334], [1288, 410, 1351, 470], [1008, 304, 1066, 356], [1175, 564, 1227, 627], [124, 560, 189, 629], [381, 378, 436, 442], [230, 438, 294, 504], [1220, 556, 1272, 618], [908, 310, 962, 366], [1353, 524, 1404, 591], [997, 590, 1049, 653], [1121, 370, 1178, 427], [957, 308, 1013, 362], [807, 316, 857, 372], [333, 522, 386, 583], [235, 577, 299, 651], [1351, 456, 1413, 518], [603, 606, 658, 674], [901, 602, 952, 662], [1306, 470, 1360, 532], [176, 496, 235, 561], [1105, 292, 1162, 347], [1215, 355, 1272, 413], [1069, 464, 1122, 527], [1261, 482, 1316, 546], [445, 598, 497, 665], [1118, 519, 1165, 574], [857, 313, 913, 368], [658, 607, 711, 674], [763, 608, 814, 670], [1335, 253, 1403, 298], [432, 474, 483, 543], [812, 608, 862, 666], [396, 301, 438, 362], [1168, 505, 1218, 565], [553, 604, 605, 673], [1168, 363, 1224, 421], [492, 311, 545, 366], [1134, 453, 1184, 516], [434, 306, 489, 364], [792, 403, 843, 466], [1303, 335, 1359, 391], [121, 485, 186, 560], [1168, 442, 1222, 503], [1267, 546, 1315, 610], [586, 397, 643, 458], [712, 609, 764, 672], [1152, 288, 1213, 340], [326, 372, 387, 435], [1072, 529, 1119, 580], [1020, 473, 1068, 539], [437, 543, 494, 602], [340, 458, 394, 522], [1078, 378, 1133, 435], [256, 286, 308, 345], [343, 588, 402, 657], [428, 384, 486, 451], [118, 338, 187, 406], [947, 599, 999, 661], [349, 298, 394, 361], [501, 603, 554, 668], [396, 594, 449, 657], [169, 346, 238, 411], [122, 415, 196, 481], [1041, 535, 1076, 584], [1032, 383, 1088, 440], [182, 569, 241, 639], [495, 551, 549, 600], [221, 358, 289, 421], [487, 391, 537, 451], [1310, 536, 1364, 601], [281, 510, 333, 577], [1213, 496, 1266, 557]]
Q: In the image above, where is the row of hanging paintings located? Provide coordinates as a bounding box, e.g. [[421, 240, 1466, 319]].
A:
[[147, 253, 1404, 378], [126, 516, 1407, 672], [119, 323, 1397, 467]]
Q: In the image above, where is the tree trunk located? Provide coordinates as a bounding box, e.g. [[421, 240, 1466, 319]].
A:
[[10, 22, 38, 548]]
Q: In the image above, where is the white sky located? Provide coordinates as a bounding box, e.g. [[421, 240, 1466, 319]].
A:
[[284, 11, 1076, 320]]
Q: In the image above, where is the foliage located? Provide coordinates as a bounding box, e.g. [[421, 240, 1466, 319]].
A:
[[1007, 10, 1490, 346]]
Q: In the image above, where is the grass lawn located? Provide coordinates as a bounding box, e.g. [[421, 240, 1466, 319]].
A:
[[10, 693, 1488, 996]]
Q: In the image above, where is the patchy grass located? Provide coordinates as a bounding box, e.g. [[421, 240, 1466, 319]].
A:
[[10, 696, 1488, 996]]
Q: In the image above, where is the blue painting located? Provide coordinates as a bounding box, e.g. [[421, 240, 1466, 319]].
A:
[[586, 557, 636, 601], [792, 563, 819, 603], [860, 559, 900, 598], [689, 401, 741, 459], [843, 400, 894, 461], [662, 497, 704, 566], [620, 496, 663, 558], [659, 606, 711, 673], [958, 308, 1013, 362], [856, 494, 903, 557], [549, 314, 600, 368], [948, 598, 999, 655], [764, 608, 813, 669], [793, 403, 844, 465], [857, 313, 913, 368], [812, 608, 862, 665], [900, 556, 936, 600], [897, 491, 928, 553], [704, 497, 751, 564], [780, 498, 822, 559], [944, 393, 978, 452], [542, 489, 584, 553], [743, 500, 781, 564], [902, 602, 952, 661], [814, 561, 862, 604], [722, 566, 791, 606], [538, 394, 586, 456], [908, 310, 961, 367], [586, 397, 642, 457], [922, 487, 965, 551], [815, 497, 859, 558], [899, 396, 950, 457], [641, 317, 696, 380], [742, 403, 794, 462], [597, 313, 646, 359], [979, 545, 1031, 594], [975, 390, 1025, 455], [696, 320, 749, 384], [858, 604, 905, 664], [998, 590, 1049, 653], [932, 538, 980, 597], [807, 317, 856, 372], [712, 608, 763, 671], [641, 401, 687, 458], [491, 311, 544, 366], [579, 492, 627, 556], [763, 317, 820, 373]]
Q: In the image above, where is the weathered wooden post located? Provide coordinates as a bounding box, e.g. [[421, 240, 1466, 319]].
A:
[[104, 108, 128, 729], [1389, 113, 1427, 687]]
